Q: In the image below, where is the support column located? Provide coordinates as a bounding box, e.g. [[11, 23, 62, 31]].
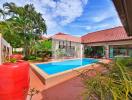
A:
[[81, 44, 84, 58], [53, 40, 59, 59], [104, 45, 109, 59], [9, 45, 12, 56]]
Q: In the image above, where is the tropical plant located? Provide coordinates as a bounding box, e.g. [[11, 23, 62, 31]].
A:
[[35, 40, 52, 52], [0, 20, 23, 48], [34, 40, 52, 61], [84, 47, 93, 57], [0, 2, 47, 57], [80, 57, 132, 100], [84, 46, 104, 58], [27, 88, 39, 100], [56, 48, 66, 59]]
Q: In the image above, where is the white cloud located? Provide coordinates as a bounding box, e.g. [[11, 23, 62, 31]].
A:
[[83, 3, 122, 32], [1, 0, 121, 35], [82, 24, 109, 31], [85, 26, 92, 30], [95, 24, 110, 29], [86, 22, 122, 33], [0, 0, 88, 34], [90, 5, 121, 24], [92, 11, 113, 22], [54, 0, 86, 25]]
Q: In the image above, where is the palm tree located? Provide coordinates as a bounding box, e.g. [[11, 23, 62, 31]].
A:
[[0, 20, 23, 48], [0, 2, 47, 57]]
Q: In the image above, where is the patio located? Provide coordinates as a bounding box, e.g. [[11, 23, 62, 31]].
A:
[[28, 59, 110, 100]]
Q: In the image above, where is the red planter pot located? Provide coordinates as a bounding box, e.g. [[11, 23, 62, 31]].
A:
[[0, 61, 30, 100], [10, 54, 23, 60]]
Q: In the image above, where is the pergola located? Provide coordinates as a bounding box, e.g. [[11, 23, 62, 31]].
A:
[[112, 0, 132, 36]]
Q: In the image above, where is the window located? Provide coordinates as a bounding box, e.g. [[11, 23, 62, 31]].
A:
[[110, 45, 132, 57]]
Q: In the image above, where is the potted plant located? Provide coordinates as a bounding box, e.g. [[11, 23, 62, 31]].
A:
[[0, 55, 30, 100]]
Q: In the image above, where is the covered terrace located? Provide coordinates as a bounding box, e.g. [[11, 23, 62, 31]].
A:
[[81, 26, 132, 59]]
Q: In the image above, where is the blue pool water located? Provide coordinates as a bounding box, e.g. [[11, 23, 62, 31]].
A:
[[36, 58, 98, 75]]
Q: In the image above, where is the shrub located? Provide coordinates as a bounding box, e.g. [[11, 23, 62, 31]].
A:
[[23, 55, 36, 60], [81, 57, 132, 100]]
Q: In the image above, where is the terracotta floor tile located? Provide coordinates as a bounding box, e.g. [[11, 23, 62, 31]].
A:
[[28, 69, 84, 100], [28, 59, 111, 100]]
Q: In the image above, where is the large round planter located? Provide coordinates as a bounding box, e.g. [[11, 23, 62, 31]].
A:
[[0, 61, 30, 100], [10, 54, 23, 60]]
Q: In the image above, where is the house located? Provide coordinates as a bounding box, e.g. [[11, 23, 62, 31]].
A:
[[48, 26, 132, 59], [50, 33, 83, 59], [81, 26, 132, 58]]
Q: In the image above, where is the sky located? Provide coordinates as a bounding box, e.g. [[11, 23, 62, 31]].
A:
[[0, 0, 122, 37]]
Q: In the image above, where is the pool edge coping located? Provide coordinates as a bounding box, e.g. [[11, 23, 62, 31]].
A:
[[30, 58, 103, 79]]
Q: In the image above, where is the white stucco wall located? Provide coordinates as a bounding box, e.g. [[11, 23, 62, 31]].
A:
[[52, 39, 83, 59], [84, 40, 132, 58], [0, 34, 12, 64]]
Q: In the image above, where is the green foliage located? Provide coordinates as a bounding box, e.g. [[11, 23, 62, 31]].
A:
[[0, 21, 23, 48], [13, 50, 22, 54], [115, 57, 132, 67], [0, 2, 47, 56], [81, 57, 132, 100], [84, 47, 93, 57], [84, 46, 104, 58], [24, 55, 37, 60], [28, 40, 52, 61], [35, 40, 52, 52], [6, 57, 17, 63], [22, 40, 52, 61], [56, 48, 66, 58], [9, 58, 17, 63]]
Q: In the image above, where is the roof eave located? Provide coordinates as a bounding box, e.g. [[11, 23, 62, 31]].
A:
[[112, 0, 132, 36], [82, 38, 132, 44]]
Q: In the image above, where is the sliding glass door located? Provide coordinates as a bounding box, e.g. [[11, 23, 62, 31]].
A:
[[109, 45, 132, 58]]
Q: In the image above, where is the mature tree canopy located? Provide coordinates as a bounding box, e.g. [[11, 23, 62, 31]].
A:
[[0, 2, 47, 56]]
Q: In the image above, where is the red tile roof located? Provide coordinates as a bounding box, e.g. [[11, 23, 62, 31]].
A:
[[51, 32, 81, 42], [39, 36, 47, 40], [81, 26, 132, 43]]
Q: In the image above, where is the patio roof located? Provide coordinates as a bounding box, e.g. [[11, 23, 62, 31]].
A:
[[81, 26, 132, 44], [112, 0, 132, 36], [51, 32, 81, 43]]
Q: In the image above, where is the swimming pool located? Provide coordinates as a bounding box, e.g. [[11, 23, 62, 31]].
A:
[[36, 58, 98, 75]]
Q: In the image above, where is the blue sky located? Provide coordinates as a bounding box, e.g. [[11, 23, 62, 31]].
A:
[[0, 0, 122, 37]]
